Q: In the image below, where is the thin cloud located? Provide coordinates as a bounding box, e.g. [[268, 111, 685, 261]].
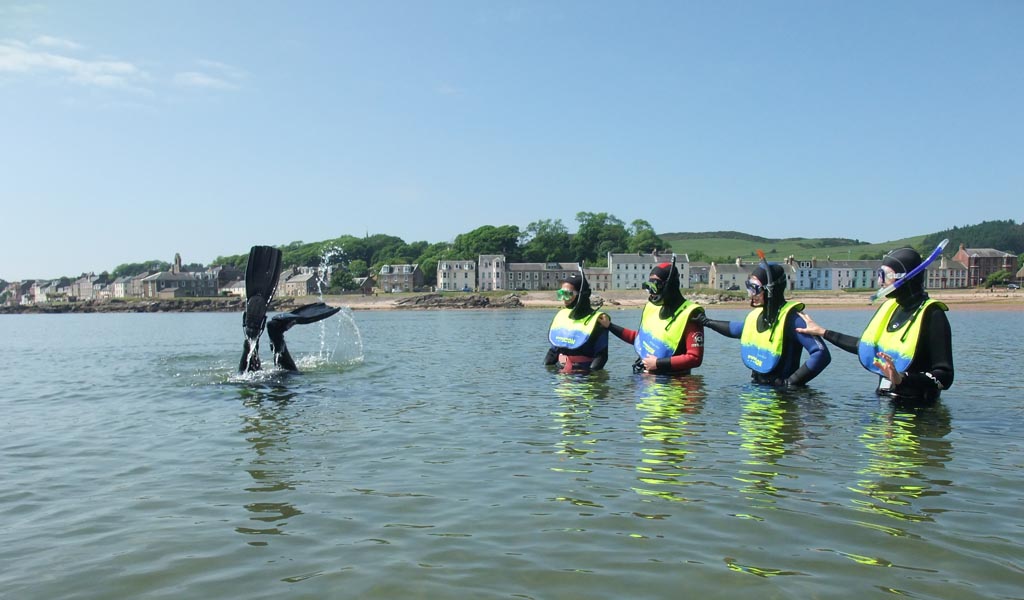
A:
[[0, 37, 149, 91], [173, 71, 238, 90], [32, 35, 82, 50], [173, 59, 245, 91]]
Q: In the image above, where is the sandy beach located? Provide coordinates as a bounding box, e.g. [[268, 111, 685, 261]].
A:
[[326, 288, 1024, 312]]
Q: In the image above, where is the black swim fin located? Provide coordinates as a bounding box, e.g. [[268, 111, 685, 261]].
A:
[[267, 302, 341, 338], [240, 245, 283, 372], [266, 302, 341, 372]]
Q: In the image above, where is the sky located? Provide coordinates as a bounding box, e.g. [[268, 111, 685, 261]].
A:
[[1, 1, 1021, 280]]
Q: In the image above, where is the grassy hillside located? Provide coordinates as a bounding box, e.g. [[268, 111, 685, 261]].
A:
[[662, 231, 929, 262]]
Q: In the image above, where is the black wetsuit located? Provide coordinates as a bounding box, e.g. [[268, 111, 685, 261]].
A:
[[823, 300, 954, 401]]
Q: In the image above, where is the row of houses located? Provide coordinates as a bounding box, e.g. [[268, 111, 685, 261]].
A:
[[3, 253, 347, 306], [425, 243, 1020, 294], [7, 244, 1021, 305]]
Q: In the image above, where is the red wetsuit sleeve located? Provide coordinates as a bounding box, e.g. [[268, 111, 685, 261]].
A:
[[609, 323, 638, 344], [664, 320, 704, 372]]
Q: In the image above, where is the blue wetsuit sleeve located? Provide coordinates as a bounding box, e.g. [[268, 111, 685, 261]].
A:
[[788, 314, 831, 385]]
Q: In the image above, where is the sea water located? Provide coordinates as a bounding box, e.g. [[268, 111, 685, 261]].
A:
[[0, 308, 1021, 599]]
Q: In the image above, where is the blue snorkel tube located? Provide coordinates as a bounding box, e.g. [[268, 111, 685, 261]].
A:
[[869, 239, 949, 304]]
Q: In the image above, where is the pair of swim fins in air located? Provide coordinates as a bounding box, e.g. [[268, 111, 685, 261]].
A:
[[239, 245, 340, 373]]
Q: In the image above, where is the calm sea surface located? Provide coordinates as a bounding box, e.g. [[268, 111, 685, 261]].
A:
[[1, 307, 1022, 599]]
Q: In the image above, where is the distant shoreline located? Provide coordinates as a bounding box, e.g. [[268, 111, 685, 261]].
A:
[[1, 288, 1021, 315]]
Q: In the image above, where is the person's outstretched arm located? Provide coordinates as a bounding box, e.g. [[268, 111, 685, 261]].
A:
[[608, 322, 638, 344], [698, 312, 742, 339], [785, 314, 831, 386], [797, 311, 858, 354]]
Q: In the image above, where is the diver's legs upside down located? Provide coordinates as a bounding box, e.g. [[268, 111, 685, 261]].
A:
[[239, 245, 283, 374], [238, 245, 340, 373]]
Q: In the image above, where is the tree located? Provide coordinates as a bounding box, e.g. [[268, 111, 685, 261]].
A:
[[451, 225, 522, 260], [347, 259, 369, 278], [982, 269, 1013, 288], [330, 269, 357, 292], [627, 219, 667, 254], [112, 260, 171, 278], [412, 241, 453, 287], [572, 212, 629, 265], [521, 219, 572, 262], [923, 219, 1024, 254]]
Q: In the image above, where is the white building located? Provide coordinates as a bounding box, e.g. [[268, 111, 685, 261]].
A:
[[607, 251, 690, 290], [437, 260, 476, 291], [478, 254, 508, 291]]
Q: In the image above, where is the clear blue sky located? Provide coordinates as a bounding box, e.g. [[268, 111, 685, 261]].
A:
[[2, 1, 1021, 280]]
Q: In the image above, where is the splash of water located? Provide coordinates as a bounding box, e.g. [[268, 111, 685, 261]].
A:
[[315, 245, 344, 299], [297, 245, 365, 369]]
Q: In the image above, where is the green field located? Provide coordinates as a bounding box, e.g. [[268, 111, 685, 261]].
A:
[[661, 232, 929, 263]]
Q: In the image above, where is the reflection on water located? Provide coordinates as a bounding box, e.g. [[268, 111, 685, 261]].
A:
[[236, 385, 302, 544], [851, 401, 953, 526], [550, 373, 610, 466], [732, 386, 830, 516], [549, 373, 612, 511], [734, 386, 801, 509], [632, 375, 706, 502]]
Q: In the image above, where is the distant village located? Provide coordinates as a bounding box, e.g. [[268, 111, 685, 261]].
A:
[[3, 243, 1021, 307]]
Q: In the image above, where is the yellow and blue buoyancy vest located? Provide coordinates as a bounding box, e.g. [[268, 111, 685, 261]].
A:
[[857, 298, 947, 376], [740, 301, 804, 374], [549, 308, 607, 353], [634, 300, 703, 359]]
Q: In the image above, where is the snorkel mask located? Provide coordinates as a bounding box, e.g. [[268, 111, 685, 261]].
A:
[[876, 265, 904, 287], [644, 256, 677, 304], [642, 278, 664, 303], [745, 276, 764, 298], [556, 288, 576, 301]]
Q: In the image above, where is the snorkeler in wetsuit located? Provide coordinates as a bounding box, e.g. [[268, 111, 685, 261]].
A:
[[798, 247, 954, 401], [701, 262, 830, 387], [544, 271, 610, 373], [607, 261, 705, 375], [239, 245, 340, 373]]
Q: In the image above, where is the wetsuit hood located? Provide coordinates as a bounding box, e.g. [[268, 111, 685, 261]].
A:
[[882, 247, 927, 306], [751, 263, 788, 325], [648, 262, 686, 320], [560, 271, 594, 320]]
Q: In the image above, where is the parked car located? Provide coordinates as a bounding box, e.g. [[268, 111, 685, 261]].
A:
[[1008, 283, 1020, 290]]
